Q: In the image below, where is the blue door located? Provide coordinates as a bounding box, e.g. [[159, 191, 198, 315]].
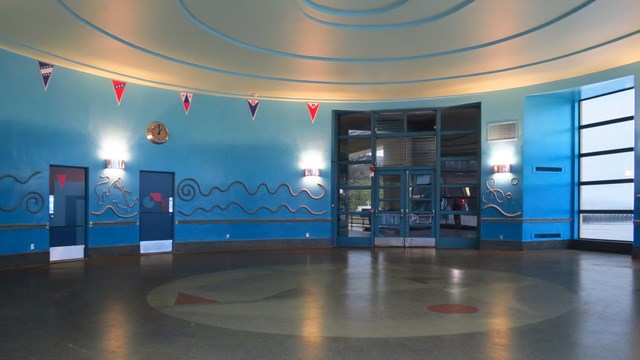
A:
[[49, 166, 86, 261], [139, 171, 174, 253]]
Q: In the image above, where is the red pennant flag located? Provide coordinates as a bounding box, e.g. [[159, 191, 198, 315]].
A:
[[181, 92, 193, 115], [112, 80, 126, 106], [247, 99, 260, 121], [307, 102, 320, 123]]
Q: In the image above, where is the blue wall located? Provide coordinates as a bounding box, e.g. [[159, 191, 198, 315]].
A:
[[1, 48, 639, 257]]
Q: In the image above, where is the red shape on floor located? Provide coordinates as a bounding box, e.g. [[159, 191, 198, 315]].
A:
[[174, 292, 217, 306], [427, 304, 478, 314]]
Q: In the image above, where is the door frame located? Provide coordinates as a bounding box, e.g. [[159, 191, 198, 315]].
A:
[[49, 165, 88, 262], [139, 170, 175, 254]]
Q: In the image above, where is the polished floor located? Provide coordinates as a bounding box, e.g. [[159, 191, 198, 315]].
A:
[[1, 248, 639, 359]]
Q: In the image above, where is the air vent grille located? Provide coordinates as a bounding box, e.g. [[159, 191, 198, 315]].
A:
[[487, 122, 517, 141]]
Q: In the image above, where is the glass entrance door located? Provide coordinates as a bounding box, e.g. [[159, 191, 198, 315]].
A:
[[374, 170, 435, 247]]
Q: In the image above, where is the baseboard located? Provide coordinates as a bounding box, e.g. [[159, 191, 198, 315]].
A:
[[0, 252, 48, 270], [87, 245, 139, 258], [570, 239, 632, 255], [480, 240, 570, 251], [174, 238, 332, 253]]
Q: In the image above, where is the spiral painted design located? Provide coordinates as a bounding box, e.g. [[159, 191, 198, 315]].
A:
[[177, 178, 326, 201], [0, 192, 45, 214], [178, 202, 327, 217], [0, 171, 41, 185]]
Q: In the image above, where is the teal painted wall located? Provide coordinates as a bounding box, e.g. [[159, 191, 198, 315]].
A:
[[522, 95, 575, 242], [1, 48, 639, 256]]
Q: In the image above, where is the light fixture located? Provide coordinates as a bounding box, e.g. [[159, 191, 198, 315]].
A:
[[304, 168, 320, 177], [105, 159, 126, 170], [492, 164, 511, 173]]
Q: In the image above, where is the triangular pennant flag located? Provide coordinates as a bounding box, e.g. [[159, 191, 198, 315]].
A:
[[181, 92, 193, 115], [38, 61, 54, 91], [247, 99, 260, 121], [307, 102, 320, 123], [112, 80, 127, 106]]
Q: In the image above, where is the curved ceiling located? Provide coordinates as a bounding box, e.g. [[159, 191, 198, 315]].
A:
[[1, 0, 639, 101]]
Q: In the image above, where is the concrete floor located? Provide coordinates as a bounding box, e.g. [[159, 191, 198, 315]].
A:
[[1, 248, 639, 359]]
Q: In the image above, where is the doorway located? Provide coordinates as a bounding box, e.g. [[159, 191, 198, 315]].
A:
[[374, 169, 435, 247], [49, 166, 86, 262], [139, 171, 174, 254]]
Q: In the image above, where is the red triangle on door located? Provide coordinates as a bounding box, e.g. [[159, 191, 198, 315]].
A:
[[57, 174, 67, 189], [174, 292, 217, 306]]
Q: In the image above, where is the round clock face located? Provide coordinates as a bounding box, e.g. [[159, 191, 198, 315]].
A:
[[146, 121, 169, 144]]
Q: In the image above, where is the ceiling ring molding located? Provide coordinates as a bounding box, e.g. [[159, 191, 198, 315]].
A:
[[300, 0, 408, 17], [55, 0, 599, 65], [177, 0, 595, 62], [298, 0, 475, 30], [5, 27, 639, 95]]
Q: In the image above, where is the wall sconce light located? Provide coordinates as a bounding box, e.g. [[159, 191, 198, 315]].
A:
[[105, 159, 126, 170], [304, 168, 320, 177], [492, 164, 511, 173]]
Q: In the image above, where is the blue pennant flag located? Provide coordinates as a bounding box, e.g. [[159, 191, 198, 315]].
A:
[[38, 61, 54, 91]]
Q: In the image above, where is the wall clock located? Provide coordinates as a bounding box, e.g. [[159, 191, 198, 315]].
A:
[[146, 121, 169, 144]]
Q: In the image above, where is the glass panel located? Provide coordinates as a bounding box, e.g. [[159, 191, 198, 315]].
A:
[[376, 214, 401, 237], [441, 107, 480, 131], [338, 138, 372, 161], [378, 174, 401, 187], [441, 134, 479, 157], [580, 183, 634, 210], [376, 112, 404, 133], [406, 136, 436, 166], [442, 160, 479, 184], [407, 111, 436, 132], [580, 121, 634, 153], [579, 213, 633, 241], [338, 188, 372, 211], [338, 163, 372, 186], [580, 152, 634, 182], [338, 113, 371, 136], [440, 215, 478, 238], [378, 200, 401, 211], [338, 212, 372, 237], [410, 199, 432, 212], [441, 187, 478, 212], [580, 89, 635, 125], [410, 174, 432, 199], [376, 137, 405, 166]]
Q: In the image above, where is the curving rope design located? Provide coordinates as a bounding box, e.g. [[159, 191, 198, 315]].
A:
[[91, 205, 138, 218], [0, 192, 45, 214], [178, 203, 328, 217], [481, 177, 521, 217], [0, 171, 41, 184], [482, 204, 522, 217], [177, 178, 326, 201], [482, 177, 506, 203], [93, 175, 139, 218]]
